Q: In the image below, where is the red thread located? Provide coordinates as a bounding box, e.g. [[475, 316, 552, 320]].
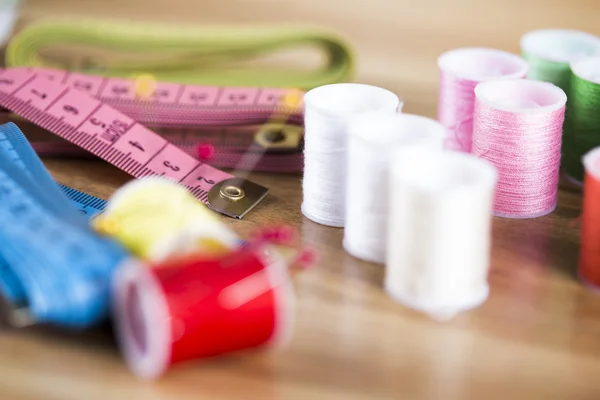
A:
[[113, 244, 293, 379], [579, 148, 600, 288]]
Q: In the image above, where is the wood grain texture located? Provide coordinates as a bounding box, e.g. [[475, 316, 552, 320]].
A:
[[2, 0, 600, 399]]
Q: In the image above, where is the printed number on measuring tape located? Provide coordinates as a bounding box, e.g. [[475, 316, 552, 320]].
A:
[[0, 122, 126, 328], [0, 67, 271, 219]]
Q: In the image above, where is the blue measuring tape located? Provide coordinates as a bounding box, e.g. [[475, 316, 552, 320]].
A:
[[0, 122, 126, 328], [58, 184, 107, 218]]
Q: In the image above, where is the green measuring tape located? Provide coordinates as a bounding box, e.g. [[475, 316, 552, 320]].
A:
[[5, 18, 355, 89]]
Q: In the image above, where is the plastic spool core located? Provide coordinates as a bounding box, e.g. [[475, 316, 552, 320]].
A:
[[350, 113, 446, 146], [475, 79, 567, 114], [303, 83, 401, 117], [571, 57, 600, 85], [125, 283, 148, 356], [437, 48, 529, 81], [391, 148, 497, 194], [113, 259, 171, 380], [521, 29, 600, 63]]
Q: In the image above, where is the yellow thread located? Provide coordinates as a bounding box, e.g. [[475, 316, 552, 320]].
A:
[[133, 73, 157, 100], [92, 178, 239, 262], [283, 89, 303, 109]]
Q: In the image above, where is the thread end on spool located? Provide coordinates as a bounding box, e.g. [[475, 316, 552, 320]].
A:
[[112, 258, 171, 380]]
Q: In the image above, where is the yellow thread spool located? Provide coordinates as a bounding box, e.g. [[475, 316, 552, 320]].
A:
[[93, 177, 239, 262]]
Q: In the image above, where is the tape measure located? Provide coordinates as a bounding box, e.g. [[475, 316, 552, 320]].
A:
[[0, 121, 127, 328], [58, 184, 106, 218], [6, 18, 354, 90], [0, 67, 289, 219], [12, 120, 305, 173]]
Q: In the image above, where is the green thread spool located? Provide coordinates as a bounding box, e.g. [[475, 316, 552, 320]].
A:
[[563, 57, 600, 184], [521, 29, 600, 93], [6, 18, 355, 90]]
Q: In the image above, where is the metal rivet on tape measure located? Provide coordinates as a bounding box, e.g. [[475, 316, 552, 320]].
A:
[[220, 185, 245, 202], [254, 125, 303, 151], [208, 178, 268, 219]]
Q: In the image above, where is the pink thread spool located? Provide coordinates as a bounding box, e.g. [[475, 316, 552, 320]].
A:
[[472, 79, 567, 218], [437, 48, 529, 152]]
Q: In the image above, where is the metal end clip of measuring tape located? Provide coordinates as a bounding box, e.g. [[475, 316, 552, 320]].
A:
[[0, 122, 127, 329], [0, 67, 269, 219]]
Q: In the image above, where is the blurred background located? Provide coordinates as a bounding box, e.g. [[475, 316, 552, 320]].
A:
[[18, 0, 600, 116]]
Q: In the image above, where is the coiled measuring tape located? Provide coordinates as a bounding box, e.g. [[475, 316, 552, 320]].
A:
[[6, 18, 354, 90], [0, 67, 305, 218], [0, 122, 126, 328]]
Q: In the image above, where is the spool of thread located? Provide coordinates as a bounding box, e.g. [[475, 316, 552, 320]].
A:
[[343, 113, 446, 263], [302, 83, 401, 227], [93, 177, 239, 262], [562, 57, 600, 184], [578, 147, 600, 289], [385, 147, 497, 320], [472, 79, 566, 218], [112, 242, 294, 379], [520, 29, 600, 92], [437, 47, 528, 152], [0, 1, 18, 47]]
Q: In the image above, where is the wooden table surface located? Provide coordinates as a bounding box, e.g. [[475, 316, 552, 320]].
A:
[[2, 0, 600, 399]]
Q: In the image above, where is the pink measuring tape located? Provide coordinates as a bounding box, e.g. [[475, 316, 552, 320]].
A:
[[0, 67, 305, 218], [13, 121, 304, 173]]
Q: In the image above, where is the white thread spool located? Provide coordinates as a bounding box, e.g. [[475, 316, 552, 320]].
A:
[[0, 0, 18, 47], [302, 83, 401, 227], [343, 113, 446, 263], [385, 148, 497, 320]]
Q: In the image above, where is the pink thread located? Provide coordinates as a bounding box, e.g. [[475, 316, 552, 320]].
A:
[[472, 79, 566, 218], [437, 48, 528, 152], [196, 143, 215, 161], [249, 225, 298, 245]]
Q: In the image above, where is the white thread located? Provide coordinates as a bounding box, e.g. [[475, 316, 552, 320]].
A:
[[385, 148, 497, 320], [0, 1, 18, 47], [302, 83, 401, 227], [343, 113, 445, 263]]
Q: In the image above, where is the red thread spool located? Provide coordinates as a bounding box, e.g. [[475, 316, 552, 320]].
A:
[[112, 244, 294, 379], [579, 147, 600, 288]]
